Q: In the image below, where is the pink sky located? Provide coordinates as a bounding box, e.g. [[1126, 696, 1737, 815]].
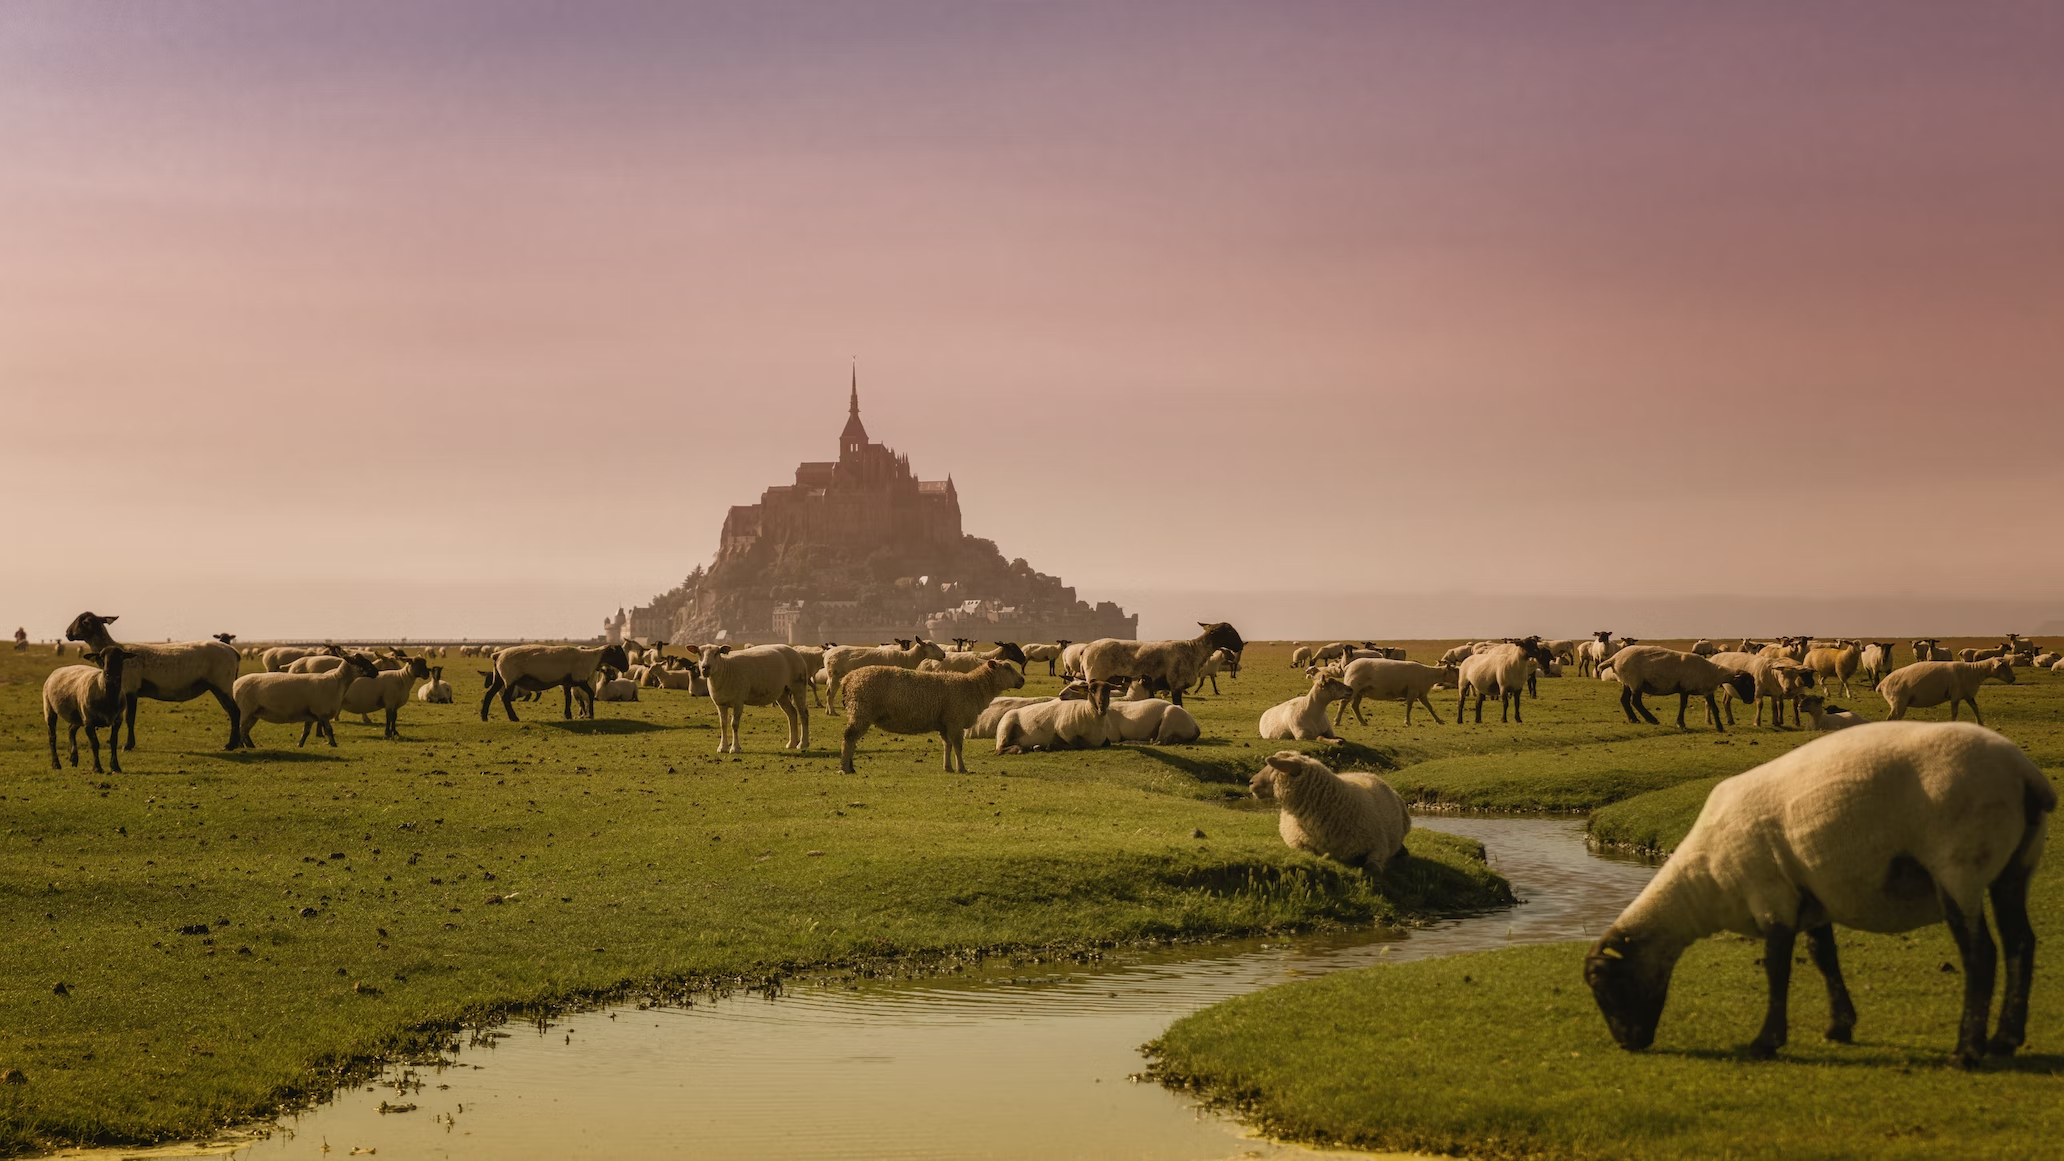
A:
[[4, 3, 2061, 640]]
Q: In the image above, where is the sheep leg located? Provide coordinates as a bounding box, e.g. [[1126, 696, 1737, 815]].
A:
[[298, 721, 314, 747], [1803, 923, 1857, 1042], [1617, 687, 1641, 724], [1703, 692, 1724, 732], [1986, 863, 2036, 1057], [1675, 692, 1691, 729], [210, 686, 243, 750], [1508, 690, 1521, 723], [561, 681, 575, 720], [778, 690, 804, 750], [1417, 694, 1444, 725], [66, 724, 80, 767], [47, 714, 61, 770], [500, 682, 522, 722], [121, 693, 139, 751], [1963, 698, 1985, 726], [1749, 922, 1797, 1059], [385, 705, 400, 740], [1472, 693, 1485, 724], [87, 725, 106, 775], [1937, 889, 1998, 1068], [938, 727, 958, 773]]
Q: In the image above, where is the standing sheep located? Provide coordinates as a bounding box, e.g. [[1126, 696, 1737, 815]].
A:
[[1879, 658, 2016, 724], [1858, 642, 1900, 687], [1584, 722, 2052, 1067], [232, 653, 382, 748], [700, 643, 813, 753], [1020, 641, 1067, 676], [479, 643, 630, 722], [823, 639, 947, 711], [839, 659, 1026, 773], [1248, 751, 1411, 870], [1331, 658, 1457, 727], [64, 612, 243, 752], [43, 647, 142, 774], [1190, 648, 1236, 695], [1259, 673, 1356, 741], [1803, 641, 1862, 697], [1083, 623, 1245, 708], [339, 656, 432, 739], [1912, 639, 1953, 662], [1457, 639, 1558, 724], [1606, 645, 1759, 731]]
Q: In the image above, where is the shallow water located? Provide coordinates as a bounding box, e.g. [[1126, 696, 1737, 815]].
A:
[[196, 818, 1655, 1160]]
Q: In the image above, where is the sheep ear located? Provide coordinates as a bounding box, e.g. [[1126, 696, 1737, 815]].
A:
[[103, 615, 118, 624], [1263, 753, 1300, 773]]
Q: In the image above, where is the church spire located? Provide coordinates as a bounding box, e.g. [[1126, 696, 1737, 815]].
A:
[[839, 358, 869, 458], [849, 357, 859, 417]]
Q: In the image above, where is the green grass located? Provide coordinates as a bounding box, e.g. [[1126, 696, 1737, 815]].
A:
[[6, 637, 2059, 1154]]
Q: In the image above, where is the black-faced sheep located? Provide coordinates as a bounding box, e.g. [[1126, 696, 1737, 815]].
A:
[[340, 656, 432, 738], [1083, 623, 1244, 708], [1606, 646, 1759, 732], [232, 653, 382, 747], [839, 659, 1026, 773], [416, 666, 454, 703], [1803, 641, 1862, 697], [920, 642, 1028, 674], [64, 612, 243, 752], [43, 647, 142, 774], [479, 643, 630, 722], [1879, 658, 2016, 724], [1585, 721, 2053, 1067], [1456, 639, 1557, 724], [1248, 751, 1411, 870]]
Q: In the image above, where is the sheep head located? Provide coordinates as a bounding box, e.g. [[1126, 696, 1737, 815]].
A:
[[1197, 622, 1246, 656], [1991, 658, 2017, 684], [981, 660, 1027, 693], [1724, 672, 1758, 705], [1584, 927, 1675, 1051], [406, 657, 432, 679], [213, 633, 237, 644], [65, 612, 116, 643], [600, 644, 631, 672], [345, 654, 382, 679], [993, 642, 1027, 666]]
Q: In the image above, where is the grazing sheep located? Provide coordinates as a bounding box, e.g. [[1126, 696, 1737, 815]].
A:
[[1104, 698, 1201, 744], [1020, 641, 1066, 676], [64, 612, 243, 752], [1880, 659, 2016, 724], [701, 643, 813, 753], [1912, 638, 1953, 662], [839, 660, 1027, 773], [823, 639, 947, 711], [1858, 642, 1899, 686], [1584, 721, 2052, 1066], [1331, 658, 1457, 727], [970, 695, 1054, 740], [416, 666, 453, 703], [340, 656, 433, 738], [43, 647, 142, 774], [232, 653, 382, 748], [920, 642, 1028, 674], [1803, 640, 1862, 698], [1290, 645, 1318, 668], [1797, 694, 1867, 731], [479, 643, 631, 722], [1606, 645, 1759, 731], [1457, 639, 1558, 724], [1260, 673, 1356, 741], [1084, 623, 1245, 708], [995, 683, 1123, 753], [1248, 751, 1411, 870], [1438, 643, 1476, 667]]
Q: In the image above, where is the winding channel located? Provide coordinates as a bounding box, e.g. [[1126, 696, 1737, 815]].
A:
[[160, 818, 1658, 1160]]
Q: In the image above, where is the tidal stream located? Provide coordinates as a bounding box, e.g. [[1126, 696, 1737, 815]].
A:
[[170, 817, 1656, 1160]]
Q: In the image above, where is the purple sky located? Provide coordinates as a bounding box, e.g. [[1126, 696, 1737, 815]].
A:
[[4, 3, 2061, 640]]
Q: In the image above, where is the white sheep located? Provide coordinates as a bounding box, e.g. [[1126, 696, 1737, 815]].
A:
[[340, 656, 432, 738], [1690, 639, 1722, 657], [1457, 639, 1557, 724], [995, 683, 1122, 753], [1020, 641, 1066, 676], [262, 645, 326, 672], [1584, 721, 2053, 1066], [1248, 751, 1411, 870], [1330, 658, 1457, 727], [919, 642, 1028, 674], [1259, 673, 1355, 741], [416, 666, 454, 703], [970, 695, 1054, 739], [479, 643, 630, 722], [1796, 694, 1867, 730], [1190, 648, 1236, 695], [43, 647, 142, 774], [700, 643, 813, 753], [839, 660, 1027, 773], [1104, 698, 1201, 744], [64, 612, 243, 752], [2031, 652, 2059, 669], [1709, 652, 1816, 728], [1958, 644, 2011, 663], [1912, 638, 1953, 662], [232, 653, 382, 748], [1858, 642, 1899, 687], [1879, 658, 2016, 724], [1606, 645, 1759, 731], [1082, 623, 1245, 708], [1058, 640, 1089, 678], [823, 639, 947, 711], [593, 670, 641, 702]]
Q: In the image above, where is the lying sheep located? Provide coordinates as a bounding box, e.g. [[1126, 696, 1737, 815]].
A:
[[1457, 639, 1557, 724], [1880, 658, 2016, 724], [1104, 698, 1202, 744], [232, 653, 382, 747], [840, 660, 1027, 773], [652, 658, 705, 694], [593, 669, 641, 703], [43, 647, 142, 774], [262, 645, 327, 672], [824, 639, 947, 711], [1341, 643, 1407, 663], [2031, 652, 2059, 669], [1803, 640, 1862, 698], [416, 666, 453, 703], [971, 695, 1054, 739], [1959, 644, 2011, 663], [1584, 721, 2053, 1067], [340, 656, 432, 738], [65, 612, 243, 752], [919, 642, 1028, 674], [701, 644, 813, 753], [996, 682, 1123, 753], [479, 643, 630, 722], [1797, 694, 1867, 731], [1331, 658, 1456, 726], [1083, 623, 1245, 708], [1260, 673, 1356, 741], [1606, 646, 1759, 731], [1248, 751, 1410, 870]]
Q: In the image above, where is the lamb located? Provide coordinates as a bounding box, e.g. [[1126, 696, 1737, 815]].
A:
[[652, 658, 705, 694], [416, 666, 454, 703], [339, 656, 433, 738], [970, 696, 1054, 740], [1912, 638, 1953, 662], [839, 659, 1027, 773], [1797, 694, 1867, 731], [995, 683, 1123, 753], [823, 638, 947, 711], [1456, 639, 1558, 724], [1104, 698, 1202, 744], [1858, 642, 1899, 686], [1020, 641, 1066, 676], [478, 643, 631, 722], [1247, 751, 1411, 870], [1259, 673, 1356, 741], [701, 643, 813, 753], [1606, 645, 1759, 731], [1331, 658, 1457, 727], [232, 653, 382, 748], [1803, 640, 1862, 698], [593, 669, 641, 703], [1083, 623, 1245, 708], [64, 612, 243, 752], [1584, 721, 2052, 1067], [1879, 658, 2016, 724], [919, 642, 1028, 674], [43, 647, 142, 774], [1189, 648, 1237, 695], [1575, 631, 1615, 677]]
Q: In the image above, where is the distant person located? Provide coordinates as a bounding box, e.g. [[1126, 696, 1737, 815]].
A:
[[12, 626, 25, 651]]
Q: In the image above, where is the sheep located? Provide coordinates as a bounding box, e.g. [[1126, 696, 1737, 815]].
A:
[[1690, 639, 1722, 657], [919, 642, 1028, 674], [1606, 645, 1759, 731], [1438, 643, 1476, 667], [1247, 751, 1411, 870], [652, 658, 705, 694], [416, 666, 453, 703], [1104, 698, 1202, 744], [43, 647, 142, 774], [1575, 631, 1615, 677], [701, 643, 813, 753], [1959, 643, 2012, 663], [823, 639, 947, 711], [838, 660, 1027, 773], [970, 696, 1054, 740], [64, 612, 243, 752], [262, 645, 327, 671], [1584, 721, 2053, 1067], [1259, 673, 1356, 741], [1020, 641, 1066, 676], [479, 643, 631, 722], [2032, 652, 2060, 669], [1709, 652, 1814, 728], [788, 644, 833, 707], [1541, 639, 1584, 664], [1083, 624, 1244, 709], [1796, 694, 1867, 731], [339, 656, 432, 738], [285, 645, 350, 673], [592, 668, 641, 702], [1057, 640, 1091, 679], [1803, 640, 1862, 697], [995, 683, 1123, 753], [1341, 643, 1407, 663], [1912, 638, 1953, 662], [1331, 658, 1457, 727], [231, 653, 382, 748], [1858, 642, 1899, 686], [1457, 639, 1558, 724], [1879, 658, 2016, 724], [1290, 645, 1318, 668]]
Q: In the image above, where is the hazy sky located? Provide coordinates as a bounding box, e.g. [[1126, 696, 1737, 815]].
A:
[[4, 2, 2061, 640]]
